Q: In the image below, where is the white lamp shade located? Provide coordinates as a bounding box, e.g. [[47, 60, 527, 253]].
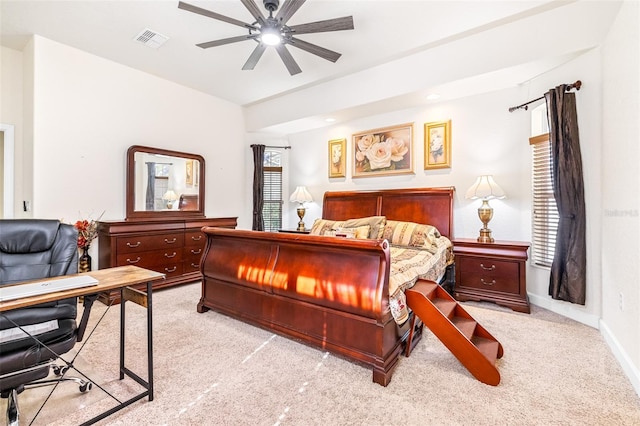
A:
[[465, 175, 506, 200], [289, 186, 313, 204], [162, 190, 178, 201]]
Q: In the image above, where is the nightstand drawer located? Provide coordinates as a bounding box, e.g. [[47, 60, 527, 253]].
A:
[[458, 257, 518, 277], [458, 271, 519, 293]]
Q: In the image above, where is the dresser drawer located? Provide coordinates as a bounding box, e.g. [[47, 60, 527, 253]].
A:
[[184, 230, 206, 248], [183, 245, 205, 272], [116, 233, 184, 253], [117, 249, 183, 268]]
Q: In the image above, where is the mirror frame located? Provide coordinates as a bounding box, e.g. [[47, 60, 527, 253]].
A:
[[126, 145, 206, 220]]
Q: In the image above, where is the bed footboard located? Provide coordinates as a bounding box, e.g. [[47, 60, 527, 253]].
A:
[[198, 228, 411, 386]]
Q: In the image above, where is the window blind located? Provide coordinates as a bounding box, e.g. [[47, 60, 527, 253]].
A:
[[263, 166, 283, 232], [530, 133, 558, 267]]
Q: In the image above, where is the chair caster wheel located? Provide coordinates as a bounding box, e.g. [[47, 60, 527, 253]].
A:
[[79, 382, 92, 393], [53, 365, 69, 376]]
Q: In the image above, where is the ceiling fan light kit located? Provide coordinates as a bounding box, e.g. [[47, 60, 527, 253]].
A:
[[178, 0, 354, 75]]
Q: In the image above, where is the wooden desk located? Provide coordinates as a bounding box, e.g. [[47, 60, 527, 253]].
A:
[[0, 266, 165, 425]]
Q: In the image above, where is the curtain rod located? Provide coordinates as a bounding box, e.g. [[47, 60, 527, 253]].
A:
[[508, 80, 582, 113], [250, 144, 291, 149]]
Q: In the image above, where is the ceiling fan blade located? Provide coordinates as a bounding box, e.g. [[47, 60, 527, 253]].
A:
[[289, 16, 354, 34], [242, 44, 268, 70], [287, 37, 341, 62], [275, 44, 302, 75], [240, 0, 267, 26], [275, 0, 306, 24], [178, 1, 256, 30], [196, 35, 257, 49]]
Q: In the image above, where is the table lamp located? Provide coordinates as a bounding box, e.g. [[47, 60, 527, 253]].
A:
[[465, 175, 506, 243], [162, 190, 178, 209], [289, 186, 313, 231]]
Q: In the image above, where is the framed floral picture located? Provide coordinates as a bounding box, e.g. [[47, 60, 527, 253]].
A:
[[424, 120, 451, 169], [328, 138, 346, 178], [353, 123, 414, 177]]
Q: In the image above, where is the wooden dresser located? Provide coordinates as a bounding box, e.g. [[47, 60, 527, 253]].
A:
[[97, 217, 237, 304], [452, 238, 530, 313]]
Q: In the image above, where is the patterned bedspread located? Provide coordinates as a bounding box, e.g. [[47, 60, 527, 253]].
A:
[[388, 236, 453, 324]]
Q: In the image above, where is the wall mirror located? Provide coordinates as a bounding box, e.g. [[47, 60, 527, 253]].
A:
[[126, 145, 205, 220]]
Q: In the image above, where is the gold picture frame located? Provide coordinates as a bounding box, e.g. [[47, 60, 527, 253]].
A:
[[328, 138, 347, 178], [185, 160, 194, 185], [424, 120, 451, 170], [353, 123, 414, 178]]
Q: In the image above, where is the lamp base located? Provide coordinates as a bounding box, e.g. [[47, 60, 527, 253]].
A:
[[477, 199, 494, 243], [477, 228, 494, 243], [296, 207, 306, 231]]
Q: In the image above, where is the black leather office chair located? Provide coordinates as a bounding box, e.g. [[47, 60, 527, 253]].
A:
[[0, 219, 96, 425]]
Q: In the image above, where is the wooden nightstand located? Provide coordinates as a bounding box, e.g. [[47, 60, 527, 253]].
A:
[[452, 238, 530, 313]]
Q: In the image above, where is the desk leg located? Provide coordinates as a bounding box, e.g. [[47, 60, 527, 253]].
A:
[[120, 287, 126, 381], [118, 283, 153, 400], [147, 279, 154, 401]]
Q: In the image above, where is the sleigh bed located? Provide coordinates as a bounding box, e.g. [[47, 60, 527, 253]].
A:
[[198, 187, 455, 386]]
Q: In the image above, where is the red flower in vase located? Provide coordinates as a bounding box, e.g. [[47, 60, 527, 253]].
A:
[[74, 213, 103, 249]]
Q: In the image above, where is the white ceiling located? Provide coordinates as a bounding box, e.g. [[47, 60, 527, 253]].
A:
[[0, 1, 623, 134]]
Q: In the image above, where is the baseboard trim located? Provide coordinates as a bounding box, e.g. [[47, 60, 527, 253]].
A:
[[600, 320, 640, 398], [528, 293, 600, 328]]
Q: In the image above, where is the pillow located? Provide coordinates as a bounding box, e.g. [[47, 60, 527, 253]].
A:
[[340, 216, 387, 239], [333, 225, 370, 239], [310, 219, 345, 235], [382, 220, 441, 248]]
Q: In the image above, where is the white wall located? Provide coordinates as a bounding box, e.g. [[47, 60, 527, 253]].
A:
[[600, 0, 640, 393], [13, 36, 245, 265], [286, 88, 532, 238], [0, 46, 25, 218], [28, 35, 245, 221]]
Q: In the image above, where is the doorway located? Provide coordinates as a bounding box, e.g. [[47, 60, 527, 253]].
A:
[[1, 123, 15, 219]]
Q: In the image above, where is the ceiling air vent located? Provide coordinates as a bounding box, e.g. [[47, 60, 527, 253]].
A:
[[134, 29, 169, 49]]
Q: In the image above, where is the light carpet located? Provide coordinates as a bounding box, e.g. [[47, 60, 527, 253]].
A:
[[3, 282, 639, 425]]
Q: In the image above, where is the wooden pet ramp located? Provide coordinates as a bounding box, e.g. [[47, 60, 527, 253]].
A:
[[405, 279, 503, 386]]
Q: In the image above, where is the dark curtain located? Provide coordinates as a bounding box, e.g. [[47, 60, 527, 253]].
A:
[[251, 144, 265, 231], [145, 162, 156, 211], [545, 85, 586, 304]]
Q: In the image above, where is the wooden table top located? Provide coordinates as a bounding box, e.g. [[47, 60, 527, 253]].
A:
[[0, 266, 165, 311]]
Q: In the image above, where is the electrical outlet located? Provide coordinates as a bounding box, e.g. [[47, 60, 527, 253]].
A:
[[619, 292, 624, 311]]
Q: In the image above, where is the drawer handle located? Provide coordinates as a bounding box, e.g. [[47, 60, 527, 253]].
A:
[[191, 263, 199, 268], [126, 241, 141, 248], [191, 249, 202, 255], [165, 266, 177, 273], [165, 252, 177, 258], [126, 257, 141, 264], [191, 235, 202, 241], [481, 278, 496, 286], [480, 263, 496, 271], [164, 238, 177, 244]]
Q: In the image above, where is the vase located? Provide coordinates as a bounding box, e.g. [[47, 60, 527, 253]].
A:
[[79, 246, 92, 273]]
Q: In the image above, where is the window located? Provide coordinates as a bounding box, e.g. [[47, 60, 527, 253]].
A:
[[530, 133, 558, 267], [262, 150, 283, 232], [154, 163, 171, 210]]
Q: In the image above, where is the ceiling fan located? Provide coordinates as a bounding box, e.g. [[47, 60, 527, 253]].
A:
[[178, 0, 354, 75]]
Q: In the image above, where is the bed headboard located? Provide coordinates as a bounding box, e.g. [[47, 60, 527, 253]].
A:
[[322, 187, 455, 238]]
